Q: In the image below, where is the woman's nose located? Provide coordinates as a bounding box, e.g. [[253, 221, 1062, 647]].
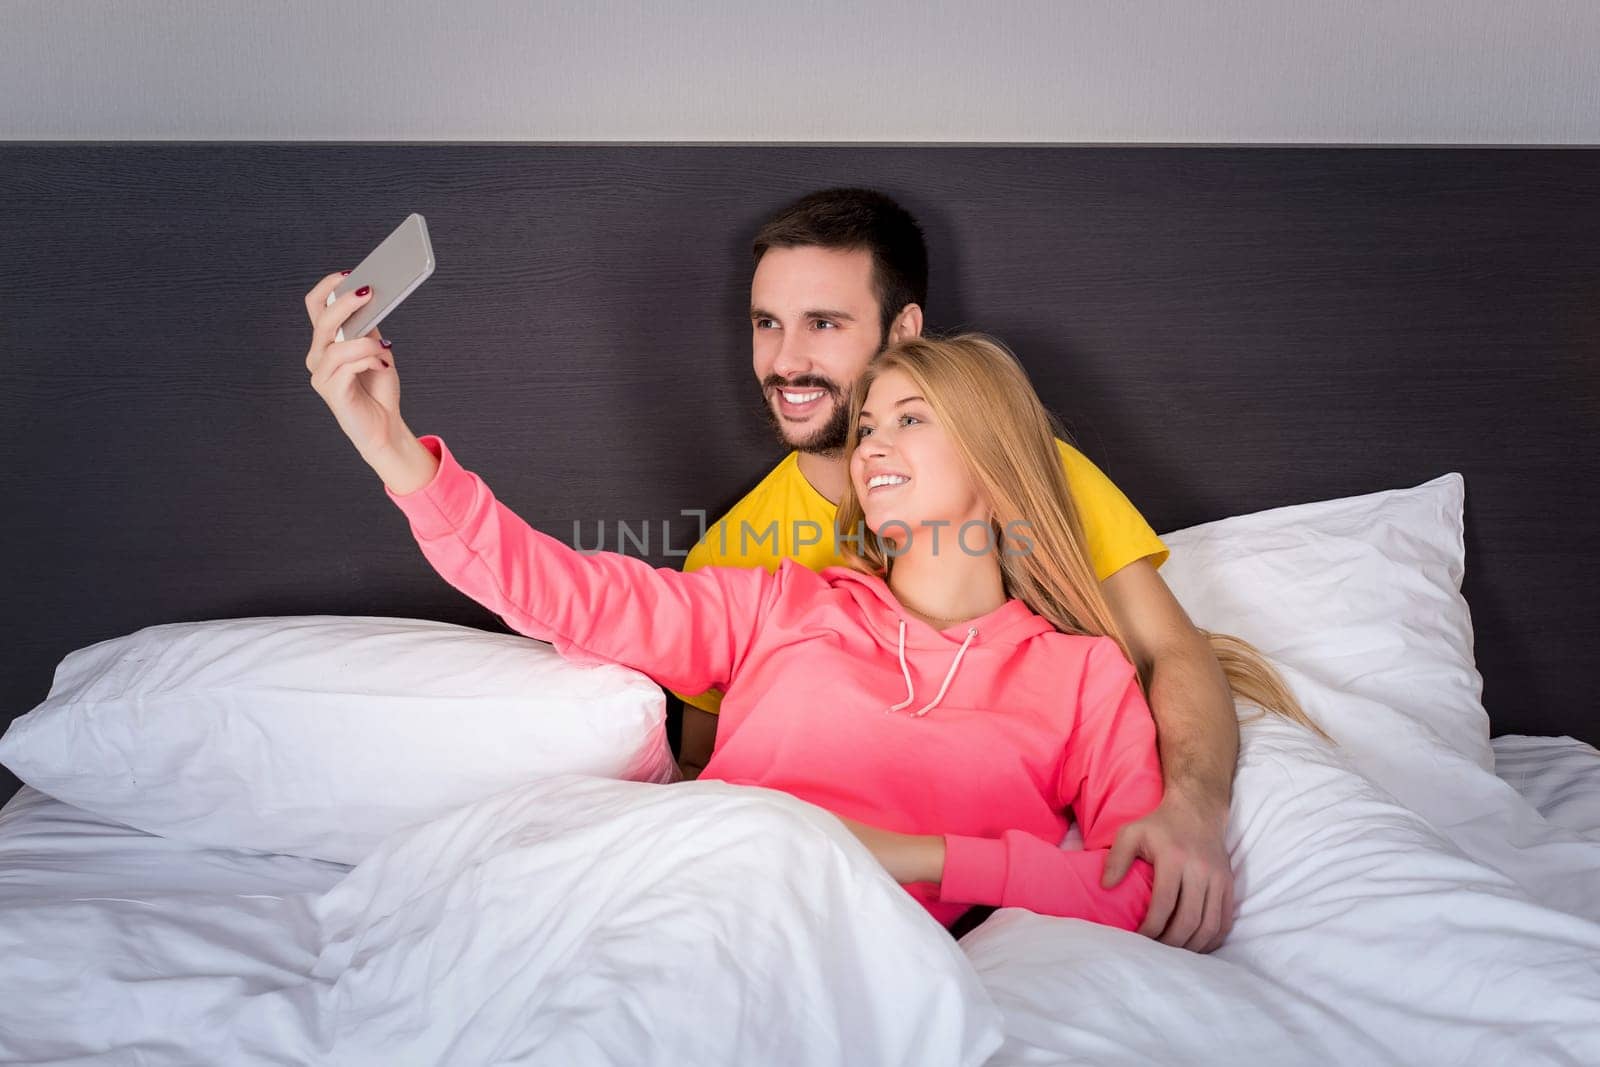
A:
[[861, 431, 892, 457]]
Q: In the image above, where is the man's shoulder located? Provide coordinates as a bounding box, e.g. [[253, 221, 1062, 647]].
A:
[[1050, 436, 1126, 498], [1048, 436, 1170, 578], [1051, 435, 1097, 471], [683, 452, 817, 572], [718, 451, 806, 520]]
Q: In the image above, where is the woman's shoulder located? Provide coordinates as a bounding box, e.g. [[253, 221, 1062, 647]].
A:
[[771, 560, 890, 611], [756, 556, 849, 598], [1030, 630, 1137, 677], [1031, 626, 1115, 650]]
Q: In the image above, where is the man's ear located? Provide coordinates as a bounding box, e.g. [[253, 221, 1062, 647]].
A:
[[891, 303, 924, 342]]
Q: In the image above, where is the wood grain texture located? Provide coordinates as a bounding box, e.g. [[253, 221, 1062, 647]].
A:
[[1, 144, 1596, 806]]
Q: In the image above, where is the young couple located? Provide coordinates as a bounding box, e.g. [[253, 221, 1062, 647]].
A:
[[302, 188, 1322, 952]]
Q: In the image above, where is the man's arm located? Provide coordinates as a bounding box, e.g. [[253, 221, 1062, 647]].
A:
[[1095, 556, 1240, 953], [678, 703, 718, 780]]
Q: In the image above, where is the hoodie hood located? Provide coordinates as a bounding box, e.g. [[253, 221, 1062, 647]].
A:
[[819, 564, 1059, 717]]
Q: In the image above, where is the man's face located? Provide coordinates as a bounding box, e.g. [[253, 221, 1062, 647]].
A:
[[750, 245, 885, 454]]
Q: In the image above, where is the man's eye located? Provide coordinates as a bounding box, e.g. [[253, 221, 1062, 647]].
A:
[[813, 320, 836, 329], [754, 319, 776, 329]]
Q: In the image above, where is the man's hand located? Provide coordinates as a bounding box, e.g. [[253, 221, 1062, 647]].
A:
[[834, 814, 946, 885], [1102, 792, 1234, 953]]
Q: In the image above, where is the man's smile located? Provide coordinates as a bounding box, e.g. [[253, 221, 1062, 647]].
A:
[[773, 386, 830, 419]]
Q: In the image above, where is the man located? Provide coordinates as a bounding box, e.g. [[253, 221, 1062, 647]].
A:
[[672, 188, 1240, 954]]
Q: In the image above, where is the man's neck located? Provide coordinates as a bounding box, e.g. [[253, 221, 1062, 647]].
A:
[[795, 448, 850, 507]]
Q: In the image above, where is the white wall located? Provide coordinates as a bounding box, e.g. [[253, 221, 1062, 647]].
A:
[[4, 0, 1598, 142]]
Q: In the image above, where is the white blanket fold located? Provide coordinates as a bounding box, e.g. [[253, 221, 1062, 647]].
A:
[[285, 776, 1005, 1067]]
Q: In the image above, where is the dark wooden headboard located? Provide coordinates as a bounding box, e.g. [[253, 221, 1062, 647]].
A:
[[3, 144, 1597, 805]]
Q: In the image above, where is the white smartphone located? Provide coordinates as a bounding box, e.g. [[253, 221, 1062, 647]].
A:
[[325, 213, 435, 342]]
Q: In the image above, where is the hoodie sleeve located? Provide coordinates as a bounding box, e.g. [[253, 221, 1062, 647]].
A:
[[935, 637, 1165, 931], [384, 434, 778, 696]]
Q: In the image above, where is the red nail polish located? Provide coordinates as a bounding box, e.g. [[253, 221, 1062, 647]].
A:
[[379, 339, 392, 348], [355, 285, 371, 297], [381, 359, 391, 368], [340, 270, 352, 276]]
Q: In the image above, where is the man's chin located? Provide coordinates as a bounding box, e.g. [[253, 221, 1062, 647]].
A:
[[787, 429, 846, 455], [766, 403, 847, 454], [790, 428, 844, 454]]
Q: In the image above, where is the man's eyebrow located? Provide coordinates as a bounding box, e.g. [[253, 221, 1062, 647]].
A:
[[749, 306, 857, 322], [858, 395, 925, 419]]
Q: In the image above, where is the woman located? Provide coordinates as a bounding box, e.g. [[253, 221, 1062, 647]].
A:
[[303, 273, 1325, 935]]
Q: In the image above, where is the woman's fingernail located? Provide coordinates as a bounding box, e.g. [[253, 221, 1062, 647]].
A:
[[340, 270, 352, 276], [355, 285, 371, 297], [379, 339, 392, 348]]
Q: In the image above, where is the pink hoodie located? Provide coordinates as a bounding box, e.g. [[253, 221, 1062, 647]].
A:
[[387, 434, 1163, 932]]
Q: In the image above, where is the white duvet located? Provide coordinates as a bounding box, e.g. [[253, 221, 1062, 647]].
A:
[[4, 716, 1600, 1066]]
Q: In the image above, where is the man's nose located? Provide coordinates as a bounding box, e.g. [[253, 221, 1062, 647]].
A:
[[772, 335, 810, 379]]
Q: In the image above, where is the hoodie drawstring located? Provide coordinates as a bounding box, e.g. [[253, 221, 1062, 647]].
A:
[[886, 620, 916, 713], [885, 619, 979, 718]]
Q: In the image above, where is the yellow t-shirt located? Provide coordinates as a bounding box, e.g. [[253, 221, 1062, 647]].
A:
[[673, 438, 1169, 715]]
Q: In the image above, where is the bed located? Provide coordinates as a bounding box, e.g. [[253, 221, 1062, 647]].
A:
[[2, 144, 1598, 1064], [3, 716, 1597, 1065]]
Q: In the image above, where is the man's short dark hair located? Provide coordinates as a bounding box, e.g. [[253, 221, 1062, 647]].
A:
[[751, 188, 929, 342]]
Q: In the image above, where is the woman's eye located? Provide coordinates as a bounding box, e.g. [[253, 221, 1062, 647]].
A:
[[857, 424, 874, 438], [899, 413, 920, 426]]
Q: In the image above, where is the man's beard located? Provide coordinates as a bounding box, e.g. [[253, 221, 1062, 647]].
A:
[[758, 378, 851, 455]]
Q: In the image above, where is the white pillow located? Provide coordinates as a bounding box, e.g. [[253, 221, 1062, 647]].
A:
[[0, 615, 678, 865], [1156, 471, 1492, 772], [1146, 473, 1600, 910]]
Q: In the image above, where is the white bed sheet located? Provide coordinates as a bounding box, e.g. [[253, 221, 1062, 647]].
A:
[[0, 784, 353, 1066], [4, 726, 1600, 1067]]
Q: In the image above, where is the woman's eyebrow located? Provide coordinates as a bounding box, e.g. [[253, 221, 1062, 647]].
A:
[[859, 395, 926, 419]]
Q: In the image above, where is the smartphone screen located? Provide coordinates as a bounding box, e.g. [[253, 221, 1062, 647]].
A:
[[328, 213, 436, 342]]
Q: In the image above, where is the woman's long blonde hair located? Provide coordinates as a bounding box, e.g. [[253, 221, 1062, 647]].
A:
[[836, 332, 1330, 742]]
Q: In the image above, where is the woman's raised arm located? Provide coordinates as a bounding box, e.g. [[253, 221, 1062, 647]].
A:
[[303, 273, 778, 694], [384, 434, 779, 697]]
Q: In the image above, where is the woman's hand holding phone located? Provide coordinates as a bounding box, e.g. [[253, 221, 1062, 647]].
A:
[[303, 270, 439, 495]]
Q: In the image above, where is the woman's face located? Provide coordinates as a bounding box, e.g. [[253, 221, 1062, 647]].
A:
[[850, 367, 990, 552]]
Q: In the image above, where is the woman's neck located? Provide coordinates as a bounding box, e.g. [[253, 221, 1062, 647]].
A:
[[886, 538, 1007, 629]]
